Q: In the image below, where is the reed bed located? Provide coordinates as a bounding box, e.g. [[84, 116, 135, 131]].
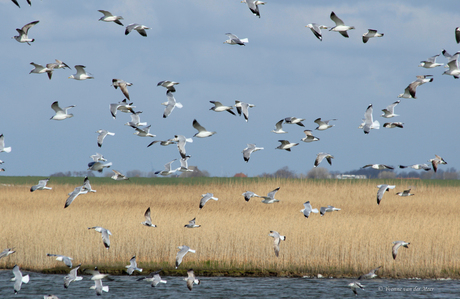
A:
[[0, 178, 459, 278]]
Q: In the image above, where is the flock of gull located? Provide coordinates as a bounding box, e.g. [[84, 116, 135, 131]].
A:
[[1, 0, 458, 297]]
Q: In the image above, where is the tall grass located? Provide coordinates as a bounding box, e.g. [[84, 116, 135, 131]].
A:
[[0, 178, 459, 278]]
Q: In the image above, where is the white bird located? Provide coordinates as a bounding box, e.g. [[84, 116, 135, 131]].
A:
[[90, 279, 109, 296], [193, 119, 216, 138], [88, 226, 112, 249], [314, 118, 336, 130], [111, 79, 132, 100], [242, 191, 259, 202], [0, 248, 15, 259], [46, 59, 71, 70], [125, 111, 147, 128], [125, 23, 150, 36], [133, 125, 155, 138], [64, 264, 82, 289], [329, 12, 355, 38], [137, 269, 167, 287], [306, 23, 328, 41], [98, 10, 123, 26], [381, 100, 400, 118], [234, 100, 255, 121], [86, 267, 113, 281], [179, 156, 193, 173], [141, 207, 156, 227], [50, 101, 75, 120], [362, 164, 394, 170], [396, 189, 414, 197], [68, 65, 94, 80], [162, 90, 183, 118], [259, 187, 280, 204], [209, 101, 236, 115], [383, 122, 404, 128], [268, 230, 286, 257], [348, 281, 365, 295], [184, 218, 201, 228], [320, 205, 341, 216], [358, 266, 382, 280], [362, 29, 384, 43], [30, 178, 52, 192], [242, 144, 263, 162], [376, 184, 396, 205], [29, 62, 54, 80], [300, 201, 319, 218], [301, 130, 319, 143], [314, 152, 334, 167], [272, 119, 288, 134], [176, 245, 196, 269], [442, 53, 460, 79], [46, 253, 73, 268], [276, 140, 298, 151], [429, 154, 447, 173], [155, 159, 179, 176], [13, 20, 39, 45], [241, 0, 264, 18], [399, 164, 430, 171], [82, 176, 97, 193], [125, 256, 143, 275], [64, 186, 88, 208], [398, 75, 434, 98], [185, 269, 201, 291], [111, 169, 128, 180], [361, 104, 379, 134], [419, 54, 444, 68], [392, 241, 410, 260], [224, 33, 248, 45], [109, 99, 135, 119], [199, 193, 218, 209], [88, 161, 112, 172], [96, 130, 115, 147], [12, 265, 29, 294], [0, 134, 12, 153], [157, 80, 179, 92], [284, 117, 305, 127], [173, 135, 193, 159], [147, 139, 176, 147]]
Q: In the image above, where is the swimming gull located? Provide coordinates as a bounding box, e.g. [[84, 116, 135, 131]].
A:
[[155, 159, 179, 176], [96, 129, 115, 147], [276, 140, 299, 151], [234, 100, 255, 121], [210, 101, 236, 115], [172, 135, 193, 159], [272, 119, 288, 134], [111, 79, 132, 100], [362, 104, 379, 134], [0, 248, 15, 259], [398, 75, 434, 98], [12, 265, 29, 294], [137, 269, 167, 287], [125, 111, 147, 128], [242, 191, 259, 202], [419, 54, 444, 68], [314, 118, 336, 130], [125, 256, 143, 275], [111, 169, 128, 180], [348, 281, 364, 295], [399, 163, 430, 171], [29, 62, 53, 80], [362, 29, 384, 43], [329, 12, 355, 38], [109, 99, 135, 119], [13, 20, 39, 45], [383, 122, 403, 128], [241, 0, 264, 18], [157, 80, 179, 92], [285, 117, 305, 127], [179, 156, 193, 173], [300, 201, 319, 218], [193, 119, 216, 138], [50, 101, 75, 120], [0, 134, 12, 153], [88, 226, 112, 249], [185, 269, 201, 291], [224, 33, 248, 45], [358, 266, 382, 280], [30, 178, 52, 192], [268, 230, 286, 257], [141, 207, 156, 227], [259, 187, 280, 204], [362, 164, 394, 170], [163, 90, 183, 118], [68, 65, 94, 80], [64, 264, 82, 289], [301, 130, 319, 143], [176, 245, 196, 269], [242, 144, 263, 162], [98, 10, 124, 26], [376, 184, 396, 205], [125, 23, 150, 36], [314, 152, 334, 167], [305, 23, 328, 41], [392, 241, 410, 260], [133, 125, 155, 137], [199, 193, 218, 209], [184, 217, 201, 228], [396, 189, 414, 197], [429, 154, 447, 172], [88, 161, 112, 172], [319, 205, 340, 216], [381, 100, 400, 118], [46, 253, 73, 268]]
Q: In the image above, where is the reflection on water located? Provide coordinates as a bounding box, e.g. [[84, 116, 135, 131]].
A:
[[0, 270, 457, 298]]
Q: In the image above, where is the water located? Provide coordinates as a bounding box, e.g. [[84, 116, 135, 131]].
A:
[[0, 271, 458, 298]]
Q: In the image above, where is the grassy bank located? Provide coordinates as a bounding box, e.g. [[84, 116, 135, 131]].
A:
[[0, 177, 459, 279]]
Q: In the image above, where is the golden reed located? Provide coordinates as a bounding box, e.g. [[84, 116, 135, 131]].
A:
[[0, 178, 458, 278]]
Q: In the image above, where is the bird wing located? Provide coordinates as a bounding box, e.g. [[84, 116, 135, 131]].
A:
[[330, 12, 344, 26], [22, 20, 39, 35]]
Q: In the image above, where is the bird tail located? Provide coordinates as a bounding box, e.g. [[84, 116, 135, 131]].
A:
[[311, 208, 319, 213], [176, 102, 183, 109], [3, 147, 11, 153], [372, 120, 380, 130], [22, 275, 30, 284], [189, 249, 196, 253], [240, 38, 249, 43]]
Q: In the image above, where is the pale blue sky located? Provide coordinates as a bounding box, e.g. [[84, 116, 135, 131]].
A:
[[1, 0, 459, 177]]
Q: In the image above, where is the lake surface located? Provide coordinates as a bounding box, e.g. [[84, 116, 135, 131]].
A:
[[0, 270, 458, 298]]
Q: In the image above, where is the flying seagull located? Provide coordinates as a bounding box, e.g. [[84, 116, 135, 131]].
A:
[[125, 111, 147, 128], [157, 80, 179, 92], [314, 152, 334, 167], [88, 161, 112, 172], [147, 138, 176, 147], [305, 23, 328, 41], [98, 10, 124, 26], [64, 264, 83, 289], [199, 193, 218, 209], [96, 130, 115, 147], [0, 134, 12, 153], [50, 101, 75, 120], [398, 75, 434, 98], [224, 33, 248, 45], [396, 189, 414, 197], [362, 164, 394, 170], [184, 217, 201, 228], [13, 20, 39, 45], [179, 156, 193, 173], [210, 101, 236, 115], [88, 226, 112, 249], [362, 104, 379, 134], [272, 119, 288, 134], [301, 130, 319, 143], [109, 99, 135, 119], [242, 144, 264, 162], [0, 248, 15, 260], [383, 122, 404, 128], [399, 164, 430, 171], [320, 205, 340, 216], [30, 178, 52, 192], [82, 176, 97, 193], [348, 281, 365, 296], [133, 125, 155, 138], [91, 279, 109, 296], [175, 245, 196, 269], [125, 23, 150, 36], [314, 118, 336, 130], [381, 100, 400, 118], [46, 253, 73, 268], [234, 100, 255, 121], [284, 117, 305, 127], [392, 241, 410, 260], [12, 265, 29, 294], [137, 269, 167, 287], [276, 140, 299, 151], [429, 154, 447, 172], [125, 256, 143, 275], [141, 207, 156, 227], [300, 201, 319, 218], [268, 230, 286, 257], [259, 187, 280, 204], [64, 186, 88, 208], [193, 119, 216, 138], [185, 269, 201, 291], [29, 63, 54, 80], [419, 54, 444, 68], [155, 159, 179, 176], [46, 59, 71, 70], [111, 169, 128, 180], [329, 12, 355, 38], [68, 65, 94, 80], [162, 90, 183, 118], [111, 79, 132, 100], [242, 191, 259, 202], [362, 29, 384, 43], [358, 266, 382, 280], [173, 135, 193, 159], [241, 0, 264, 18], [376, 184, 396, 205]]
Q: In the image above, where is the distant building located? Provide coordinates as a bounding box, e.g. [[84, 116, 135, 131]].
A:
[[234, 172, 247, 178], [335, 174, 367, 179]]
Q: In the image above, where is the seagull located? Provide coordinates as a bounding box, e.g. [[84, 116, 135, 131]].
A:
[[88, 161, 112, 172], [162, 90, 183, 118], [199, 193, 218, 209], [305, 23, 328, 41], [141, 207, 156, 227], [111, 79, 132, 100], [320, 205, 340, 216], [442, 53, 460, 79], [82, 176, 97, 193], [185, 269, 201, 291], [193, 119, 216, 138], [314, 152, 334, 167], [111, 169, 128, 180], [50, 101, 75, 120], [109, 99, 135, 119], [29, 63, 54, 80], [358, 266, 382, 280], [88, 226, 112, 249], [242, 144, 264, 162], [13, 20, 39, 45], [125, 256, 143, 275], [179, 156, 193, 173], [0, 248, 15, 259], [362, 164, 394, 170], [133, 125, 155, 137], [399, 164, 431, 171], [173, 135, 193, 159], [383, 122, 404, 128], [125, 111, 147, 128], [176, 246, 196, 269], [224, 33, 248, 45], [362, 104, 379, 134], [64, 186, 88, 208], [242, 191, 259, 202], [314, 118, 336, 130], [348, 281, 365, 295], [157, 80, 180, 92], [362, 29, 384, 43], [155, 159, 179, 176], [259, 187, 280, 204], [11, 0, 31, 8], [396, 189, 414, 197], [96, 130, 115, 147], [137, 269, 167, 287], [329, 12, 355, 38], [46, 254, 73, 268], [284, 117, 305, 127], [209, 101, 236, 115], [300, 201, 319, 218], [456, 27, 460, 44], [419, 54, 444, 68], [268, 231, 286, 257], [85, 267, 113, 281], [147, 139, 176, 147], [46, 59, 71, 70], [12, 265, 29, 294], [398, 75, 434, 98], [272, 119, 287, 134], [241, 0, 264, 18], [68, 65, 94, 80], [98, 10, 124, 26], [276, 140, 299, 151], [91, 279, 109, 296], [64, 264, 82, 289], [381, 100, 400, 118], [429, 154, 447, 172], [184, 217, 201, 228], [125, 23, 150, 36], [392, 241, 410, 260], [30, 178, 52, 192], [301, 130, 319, 143], [234, 100, 254, 121], [0, 134, 12, 153], [376, 184, 396, 205]]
